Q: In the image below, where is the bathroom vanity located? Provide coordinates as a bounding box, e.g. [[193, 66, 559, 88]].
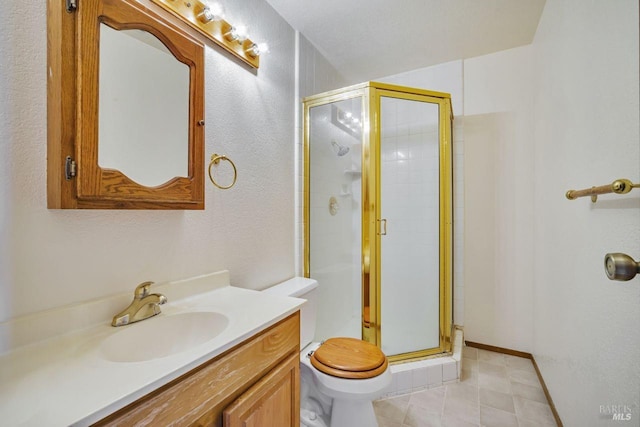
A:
[[0, 272, 303, 426], [94, 313, 300, 426]]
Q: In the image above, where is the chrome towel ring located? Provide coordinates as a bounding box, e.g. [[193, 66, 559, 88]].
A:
[[208, 153, 237, 190]]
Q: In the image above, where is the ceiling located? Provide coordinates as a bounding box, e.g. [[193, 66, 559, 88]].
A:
[[264, 0, 547, 83]]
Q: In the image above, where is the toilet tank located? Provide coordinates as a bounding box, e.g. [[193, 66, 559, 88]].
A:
[[262, 277, 318, 350]]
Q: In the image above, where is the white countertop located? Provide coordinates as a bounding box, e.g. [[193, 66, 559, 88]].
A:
[[0, 283, 304, 426]]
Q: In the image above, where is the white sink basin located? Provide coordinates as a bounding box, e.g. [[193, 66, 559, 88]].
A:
[[100, 311, 229, 363]]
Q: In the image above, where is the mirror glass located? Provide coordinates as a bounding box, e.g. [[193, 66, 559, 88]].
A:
[[98, 24, 189, 187]]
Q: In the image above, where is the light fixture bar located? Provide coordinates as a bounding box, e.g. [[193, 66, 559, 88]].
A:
[[150, 0, 264, 68]]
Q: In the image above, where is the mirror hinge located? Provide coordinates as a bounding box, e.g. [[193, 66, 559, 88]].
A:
[[65, 156, 77, 180], [66, 0, 77, 13]]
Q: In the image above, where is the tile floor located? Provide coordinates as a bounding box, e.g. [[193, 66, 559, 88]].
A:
[[373, 346, 558, 427]]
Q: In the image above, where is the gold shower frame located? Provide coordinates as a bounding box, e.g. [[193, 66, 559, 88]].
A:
[[303, 81, 453, 362]]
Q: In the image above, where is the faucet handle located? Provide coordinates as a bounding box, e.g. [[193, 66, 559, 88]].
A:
[[134, 281, 155, 298]]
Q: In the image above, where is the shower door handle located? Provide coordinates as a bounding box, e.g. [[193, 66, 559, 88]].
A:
[[377, 219, 387, 235]]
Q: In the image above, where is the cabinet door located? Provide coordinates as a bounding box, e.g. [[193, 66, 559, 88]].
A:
[[224, 353, 300, 427]]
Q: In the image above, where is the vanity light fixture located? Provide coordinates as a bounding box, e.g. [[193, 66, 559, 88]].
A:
[[150, 0, 264, 68]]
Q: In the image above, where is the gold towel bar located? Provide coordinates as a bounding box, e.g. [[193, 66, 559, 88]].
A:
[[566, 178, 639, 203]]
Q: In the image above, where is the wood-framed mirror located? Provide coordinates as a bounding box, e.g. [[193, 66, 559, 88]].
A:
[[48, 0, 205, 209]]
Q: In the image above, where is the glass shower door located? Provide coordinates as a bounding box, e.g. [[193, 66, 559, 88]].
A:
[[304, 82, 453, 362], [377, 93, 446, 358], [306, 94, 364, 341]]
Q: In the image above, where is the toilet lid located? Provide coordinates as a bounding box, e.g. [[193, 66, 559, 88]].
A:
[[310, 337, 389, 379]]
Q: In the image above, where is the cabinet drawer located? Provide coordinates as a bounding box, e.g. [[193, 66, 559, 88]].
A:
[[94, 312, 299, 426]]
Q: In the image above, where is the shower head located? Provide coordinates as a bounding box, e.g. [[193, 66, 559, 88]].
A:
[[331, 140, 350, 157]]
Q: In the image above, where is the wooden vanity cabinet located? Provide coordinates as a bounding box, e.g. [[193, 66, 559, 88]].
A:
[[93, 312, 300, 427]]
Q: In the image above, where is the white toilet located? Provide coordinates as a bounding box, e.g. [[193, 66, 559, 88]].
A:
[[263, 277, 391, 427]]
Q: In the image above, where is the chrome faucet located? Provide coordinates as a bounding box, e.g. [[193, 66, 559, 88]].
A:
[[112, 281, 168, 327]]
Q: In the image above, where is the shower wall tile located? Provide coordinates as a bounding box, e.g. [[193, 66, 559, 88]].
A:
[[453, 128, 464, 326], [427, 364, 443, 388], [382, 332, 464, 398], [453, 120, 464, 140], [453, 330, 464, 379], [412, 367, 429, 390], [454, 234, 464, 253], [388, 371, 398, 397], [443, 360, 458, 382], [396, 370, 413, 394], [454, 194, 465, 212], [454, 301, 465, 325]]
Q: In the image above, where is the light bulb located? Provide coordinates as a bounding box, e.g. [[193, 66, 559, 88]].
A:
[[256, 43, 269, 54], [225, 25, 248, 43], [225, 26, 239, 41], [246, 42, 269, 57], [208, 2, 223, 18], [235, 25, 248, 42], [198, 1, 223, 23]]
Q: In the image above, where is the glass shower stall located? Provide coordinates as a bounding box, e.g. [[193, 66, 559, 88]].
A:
[[303, 82, 453, 362]]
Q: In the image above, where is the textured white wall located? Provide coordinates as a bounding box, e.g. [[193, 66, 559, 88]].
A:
[[0, 0, 296, 322], [532, 0, 640, 423], [462, 45, 535, 352], [461, 2, 639, 419]]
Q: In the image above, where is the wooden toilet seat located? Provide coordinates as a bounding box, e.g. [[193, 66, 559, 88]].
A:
[[310, 337, 389, 379]]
